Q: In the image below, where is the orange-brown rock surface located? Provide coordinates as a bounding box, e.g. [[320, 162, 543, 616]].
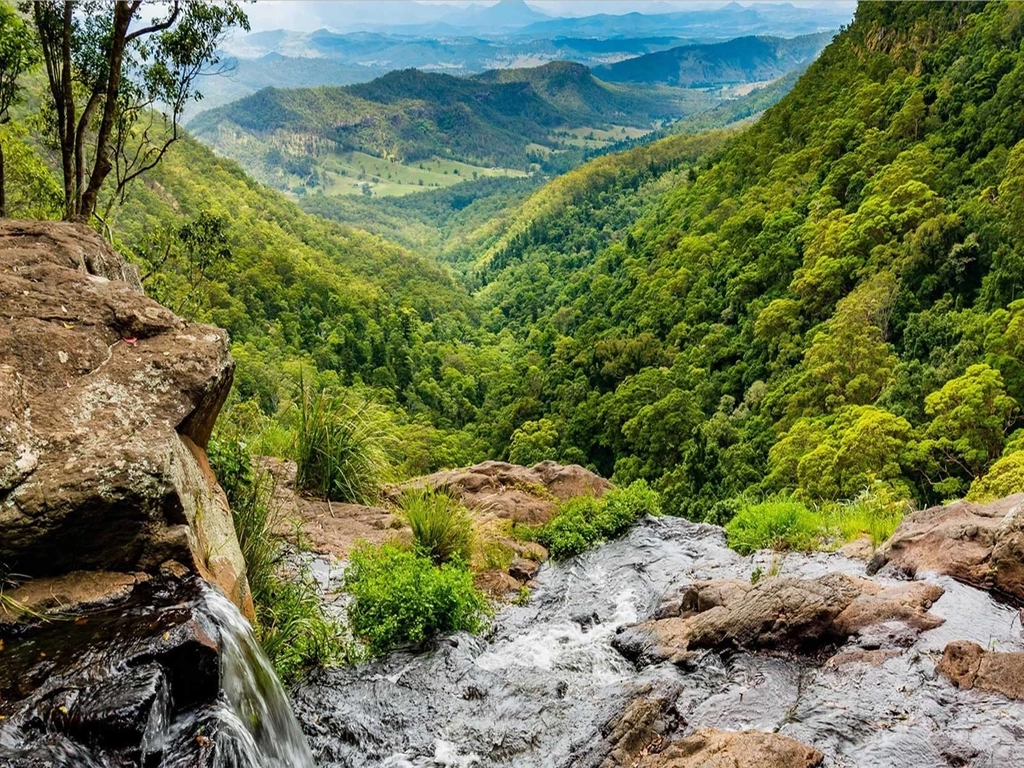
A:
[[868, 493, 1024, 601], [937, 640, 1024, 700], [636, 728, 823, 768]]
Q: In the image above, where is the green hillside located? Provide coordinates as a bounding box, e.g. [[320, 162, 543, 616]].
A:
[[8, 0, 1024, 526], [187, 65, 713, 198], [594, 31, 832, 88], [464, 0, 1024, 516]]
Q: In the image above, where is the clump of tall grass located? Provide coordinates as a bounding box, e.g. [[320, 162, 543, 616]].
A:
[[537, 480, 661, 559], [295, 380, 395, 504], [399, 487, 473, 566], [209, 434, 352, 681], [827, 484, 909, 547], [723, 485, 910, 556]]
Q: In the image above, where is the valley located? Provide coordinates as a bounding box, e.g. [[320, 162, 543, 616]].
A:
[[4, 1, 1024, 767]]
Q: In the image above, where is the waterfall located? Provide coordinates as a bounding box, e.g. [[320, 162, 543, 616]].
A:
[[192, 590, 317, 768]]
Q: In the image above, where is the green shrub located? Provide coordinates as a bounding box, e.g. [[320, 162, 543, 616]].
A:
[[537, 480, 660, 559], [209, 435, 350, 681], [295, 380, 394, 504], [399, 487, 473, 566], [724, 497, 823, 555], [344, 543, 491, 656]]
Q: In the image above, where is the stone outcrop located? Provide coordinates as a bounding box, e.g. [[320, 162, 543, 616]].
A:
[[635, 728, 823, 768], [937, 641, 1024, 701], [402, 460, 611, 525], [614, 573, 944, 665], [867, 493, 1024, 602], [0, 220, 249, 615]]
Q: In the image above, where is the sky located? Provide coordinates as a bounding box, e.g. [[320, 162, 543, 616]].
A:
[[240, 0, 857, 34]]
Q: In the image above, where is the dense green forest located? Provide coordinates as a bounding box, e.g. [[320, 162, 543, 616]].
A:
[[463, 0, 1024, 516], [7, 0, 1024, 525]]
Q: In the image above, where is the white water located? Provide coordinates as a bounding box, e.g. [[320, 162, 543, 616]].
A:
[[203, 590, 317, 768]]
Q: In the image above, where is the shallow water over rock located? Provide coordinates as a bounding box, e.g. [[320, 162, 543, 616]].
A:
[[292, 517, 1024, 767]]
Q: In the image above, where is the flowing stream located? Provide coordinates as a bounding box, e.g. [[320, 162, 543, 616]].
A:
[[292, 516, 1024, 767]]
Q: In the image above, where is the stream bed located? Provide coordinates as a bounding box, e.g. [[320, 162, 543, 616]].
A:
[[293, 516, 1024, 767]]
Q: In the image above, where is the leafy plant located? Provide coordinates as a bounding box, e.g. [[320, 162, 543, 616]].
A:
[[537, 481, 661, 559], [399, 487, 473, 566], [343, 543, 491, 656], [295, 379, 395, 504], [724, 497, 823, 555]]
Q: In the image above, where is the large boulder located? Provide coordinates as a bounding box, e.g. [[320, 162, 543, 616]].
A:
[[401, 460, 611, 525], [867, 493, 1024, 602], [614, 573, 944, 665], [0, 220, 250, 615]]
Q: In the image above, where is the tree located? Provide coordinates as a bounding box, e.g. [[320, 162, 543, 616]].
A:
[[922, 364, 1017, 491], [29, 1, 248, 222], [0, 5, 39, 217]]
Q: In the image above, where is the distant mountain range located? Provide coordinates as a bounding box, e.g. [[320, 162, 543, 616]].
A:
[[231, 0, 851, 39], [594, 31, 832, 87]]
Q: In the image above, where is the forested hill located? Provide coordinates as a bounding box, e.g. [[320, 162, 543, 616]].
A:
[[187, 65, 701, 178], [593, 31, 833, 87], [467, 0, 1024, 518]]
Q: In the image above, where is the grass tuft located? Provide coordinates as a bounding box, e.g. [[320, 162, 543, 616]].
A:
[[295, 379, 394, 504], [399, 487, 473, 566], [724, 497, 822, 555], [209, 434, 353, 681], [537, 480, 661, 559]]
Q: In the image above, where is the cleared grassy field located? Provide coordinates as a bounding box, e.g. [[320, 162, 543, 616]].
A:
[[293, 152, 528, 197], [553, 125, 654, 150]]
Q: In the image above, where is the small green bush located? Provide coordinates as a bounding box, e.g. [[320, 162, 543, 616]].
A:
[[724, 497, 823, 555], [537, 480, 661, 559], [399, 487, 473, 566], [344, 543, 490, 655], [295, 381, 394, 504]]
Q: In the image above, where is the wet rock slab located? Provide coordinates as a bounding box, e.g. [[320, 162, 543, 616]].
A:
[[292, 516, 1024, 768], [0, 577, 219, 767], [613, 573, 944, 665]]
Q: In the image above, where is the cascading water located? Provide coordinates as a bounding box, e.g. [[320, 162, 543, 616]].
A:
[[205, 591, 317, 768], [158, 589, 317, 768], [0, 578, 316, 768], [292, 516, 1024, 767]]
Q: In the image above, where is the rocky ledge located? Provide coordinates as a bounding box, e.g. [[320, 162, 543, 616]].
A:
[[614, 573, 945, 666], [0, 222, 262, 766], [0, 220, 249, 615], [868, 492, 1024, 602]]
